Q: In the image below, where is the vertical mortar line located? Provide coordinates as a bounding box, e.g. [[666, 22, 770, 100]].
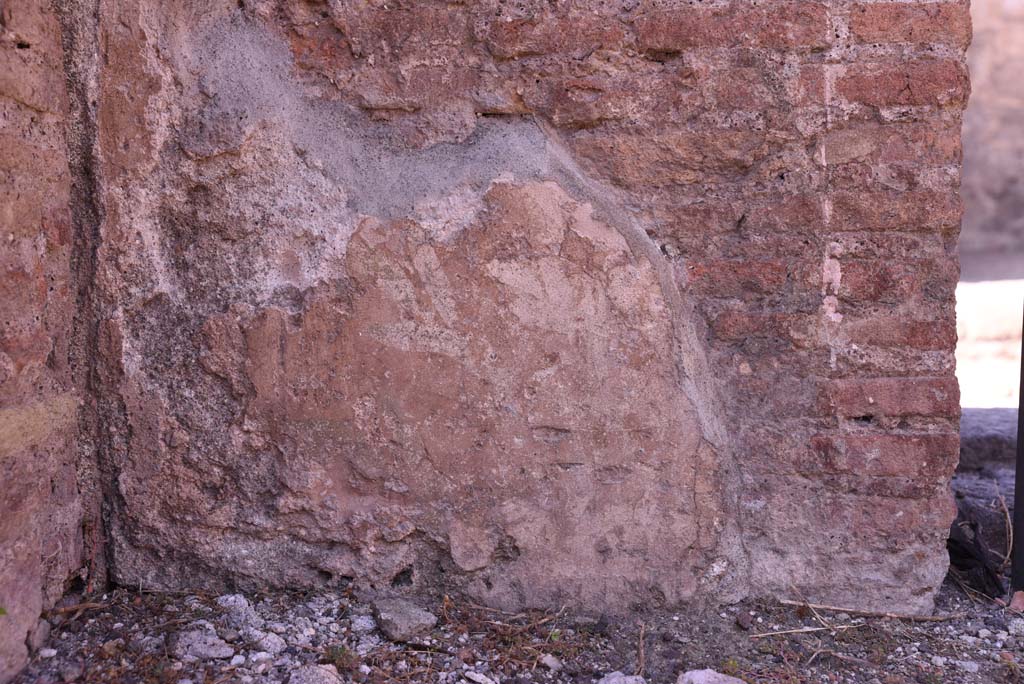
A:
[[823, 2, 856, 386], [54, 0, 109, 588], [821, 3, 840, 373]]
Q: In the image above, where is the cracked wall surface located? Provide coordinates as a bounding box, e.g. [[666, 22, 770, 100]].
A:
[[1, 1, 971, 677], [94, 2, 744, 607], [0, 1, 95, 678], [84, 0, 968, 614]]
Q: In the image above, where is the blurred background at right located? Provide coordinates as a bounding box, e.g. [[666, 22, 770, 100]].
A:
[[957, 0, 1023, 412]]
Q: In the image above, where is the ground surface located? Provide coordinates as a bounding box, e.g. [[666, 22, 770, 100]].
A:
[[11, 578, 1024, 684]]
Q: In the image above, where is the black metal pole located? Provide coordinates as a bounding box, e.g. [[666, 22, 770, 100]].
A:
[[1013, 300, 1024, 594]]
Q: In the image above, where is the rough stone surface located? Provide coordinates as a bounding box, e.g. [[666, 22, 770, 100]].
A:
[[373, 599, 437, 642], [215, 593, 263, 629], [597, 673, 646, 684], [677, 669, 745, 684], [172, 625, 235, 661], [0, 1, 91, 680], [1, 3, 972, 681], [79, 0, 966, 616], [288, 665, 344, 684]]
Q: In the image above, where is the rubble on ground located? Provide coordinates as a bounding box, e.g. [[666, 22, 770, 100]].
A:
[[11, 578, 1024, 684]]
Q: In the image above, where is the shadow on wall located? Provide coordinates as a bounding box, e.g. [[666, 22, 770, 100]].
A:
[[956, 0, 1024, 408]]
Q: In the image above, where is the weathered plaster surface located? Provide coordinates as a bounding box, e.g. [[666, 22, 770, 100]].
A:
[[0, 6, 972, 676], [79, 0, 967, 614], [0, 1, 90, 677], [92, 6, 741, 605]]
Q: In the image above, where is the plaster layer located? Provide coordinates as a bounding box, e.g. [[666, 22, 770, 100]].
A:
[[0, 1, 91, 677]]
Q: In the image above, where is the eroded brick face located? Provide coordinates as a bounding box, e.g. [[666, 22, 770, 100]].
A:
[[0, 2, 85, 678], [4, 0, 967, 629]]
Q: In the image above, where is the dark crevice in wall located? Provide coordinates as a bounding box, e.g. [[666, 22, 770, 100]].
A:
[[54, 0, 114, 592]]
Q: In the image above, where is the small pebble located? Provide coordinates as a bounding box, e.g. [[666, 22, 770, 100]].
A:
[[539, 654, 562, 671], [956, 660, 980, 674], [39, 648, 58, 659], [58, 661, 84, 683]]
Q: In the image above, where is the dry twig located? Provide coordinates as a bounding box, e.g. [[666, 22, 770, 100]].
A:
[[751, 624, 863, 639], [790, 584, 832, 629], [998, 488, 1014, 571], [46, 602, 108, 615], [949, 568, 1004, 606], [779, 599, 964, 622]]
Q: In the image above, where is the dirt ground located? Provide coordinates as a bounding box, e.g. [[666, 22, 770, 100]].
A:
[[11, 573, 1024, 684]]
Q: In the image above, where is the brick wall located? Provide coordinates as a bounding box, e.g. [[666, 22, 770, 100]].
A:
[[0, 1, 88, 678], [595, 0, 968, 608], [73, 0, 968, 614], [0, 2, 971, 662]]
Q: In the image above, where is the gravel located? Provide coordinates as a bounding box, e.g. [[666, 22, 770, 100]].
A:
[[372, 599, 438, 643], [676, 669, 745, 684], [10, 578, 1024, 684]]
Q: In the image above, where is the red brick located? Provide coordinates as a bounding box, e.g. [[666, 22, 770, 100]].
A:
[[654, 201, 744, 237], [836, 59, 969, 108], [824, 123, 962, 166], [751, 195, 826, 232], [486, 14, 627, 59], [844, 316, 955, 351], [731, 374, 829, 419], [654, 195, 824, 239], [849, 2, 971, 49], [573, 130, 771, 188], [794, 65, 826, 106], [520, 71, 699, 128], [830, 190, 961, 231], [810, 433, 959, 478], [687, 259, 789, 296], [710, 310, 816, 345], [711, 67, 775, 109], [837, 258, 956, 304], [851, 492, 954, 541], [635, 2, 830, 52], [821, 377, 960, 418], [755, 480, 953, 547]]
